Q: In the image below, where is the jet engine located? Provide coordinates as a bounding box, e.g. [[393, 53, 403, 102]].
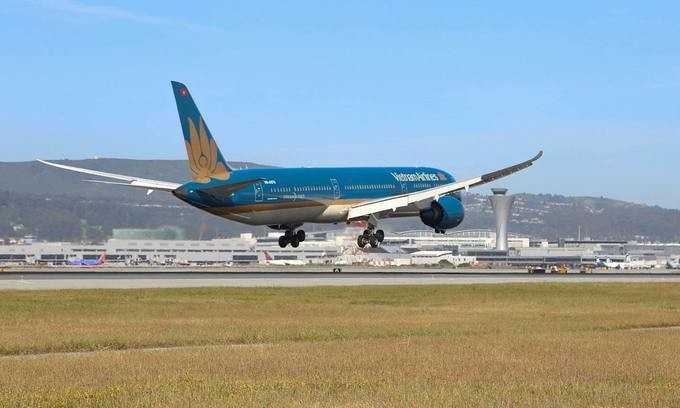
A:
[[419, 195, 465, 231]]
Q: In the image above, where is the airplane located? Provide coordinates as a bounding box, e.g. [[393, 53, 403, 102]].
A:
[[68, 252, 106, 266], [596, 255, 652, 270], [595, 258, 625, 269], [39, 81, 542, 249], [667, 259, 680, 269], [262, 251, 306, 266]]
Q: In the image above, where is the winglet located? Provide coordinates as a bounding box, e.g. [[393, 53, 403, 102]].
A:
[[477, 150, 543, 185]]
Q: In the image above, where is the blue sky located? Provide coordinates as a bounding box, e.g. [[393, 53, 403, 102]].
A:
[[1, 1, 679, 208]]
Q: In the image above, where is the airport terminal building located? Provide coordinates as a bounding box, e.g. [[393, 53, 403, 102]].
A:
[[2, 229, 679, 268]]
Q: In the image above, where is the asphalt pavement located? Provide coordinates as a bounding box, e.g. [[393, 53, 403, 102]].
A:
[[2, 269, 679, 290]]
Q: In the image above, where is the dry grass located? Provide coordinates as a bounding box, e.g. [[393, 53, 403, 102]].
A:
[[1, 284, 679, 406]]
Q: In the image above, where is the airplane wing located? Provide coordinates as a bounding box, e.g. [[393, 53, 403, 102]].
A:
[[347, 151, 543, 220], [38, 160, 182, 192]]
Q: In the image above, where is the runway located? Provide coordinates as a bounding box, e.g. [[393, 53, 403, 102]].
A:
[[2, 269, 680, 290]]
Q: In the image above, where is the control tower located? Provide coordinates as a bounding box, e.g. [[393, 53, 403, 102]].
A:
[[489, 188, 515, 251]]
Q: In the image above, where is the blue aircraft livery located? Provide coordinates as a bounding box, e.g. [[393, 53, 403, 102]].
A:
[[40, 81, 542, 248], [68, 253, 106, 266]]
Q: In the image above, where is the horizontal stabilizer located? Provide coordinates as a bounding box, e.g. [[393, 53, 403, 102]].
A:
[[197, 178, 265, 198]]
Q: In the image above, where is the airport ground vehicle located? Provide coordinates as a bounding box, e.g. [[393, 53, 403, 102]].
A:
[[550, 265, 568, 274], [528, 266, 546, 274], [580, 265, 593, 274]]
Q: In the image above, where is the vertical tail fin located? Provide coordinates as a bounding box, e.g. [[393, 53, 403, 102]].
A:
[[171, 81, 232, 183], [96, 253, 106, 265]]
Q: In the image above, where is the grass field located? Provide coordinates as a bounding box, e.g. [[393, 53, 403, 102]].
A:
[[1, 284, 680, 406]]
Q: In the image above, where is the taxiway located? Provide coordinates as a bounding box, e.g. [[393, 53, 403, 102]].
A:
[[1, 269, 679, 290]]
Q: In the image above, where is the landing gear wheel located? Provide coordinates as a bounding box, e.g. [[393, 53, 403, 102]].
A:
[[369, 235, 379, 248], [296, 230, 306, 242], [375, 229, 385, 243], [363, 229, 372, 237], [278, 236, 288, 248], [290, 237, 300, 248], [357, 235, 367, 248]]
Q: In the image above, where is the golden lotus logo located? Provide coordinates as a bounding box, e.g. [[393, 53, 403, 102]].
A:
[[185, 117, 230, 183]]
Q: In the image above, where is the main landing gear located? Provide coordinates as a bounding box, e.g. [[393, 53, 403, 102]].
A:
[[278, 229, 306, 248], [357, 228, 384, 249]]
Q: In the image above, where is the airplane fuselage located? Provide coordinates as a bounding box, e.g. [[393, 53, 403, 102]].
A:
[[173, 166, 456, 226], [68, 260, 100, 266]]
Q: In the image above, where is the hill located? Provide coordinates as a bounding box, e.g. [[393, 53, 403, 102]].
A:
[[1, 159, 679, 242]]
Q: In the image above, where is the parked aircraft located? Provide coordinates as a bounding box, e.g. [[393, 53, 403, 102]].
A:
[[596, 258, 625, 269], [596, 255, 652, 270], [68, 253, 106, 266], [263, 251, 306, 266], [667, 259, 680, 269], [40, 81, 541, 249]]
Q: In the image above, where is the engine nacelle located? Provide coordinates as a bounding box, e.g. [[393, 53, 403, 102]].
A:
[[419, 195, 465, 230]]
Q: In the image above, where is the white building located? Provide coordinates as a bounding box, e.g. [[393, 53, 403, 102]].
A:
[[407, 251, 476, 266], [386, 229, 530, 251]]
